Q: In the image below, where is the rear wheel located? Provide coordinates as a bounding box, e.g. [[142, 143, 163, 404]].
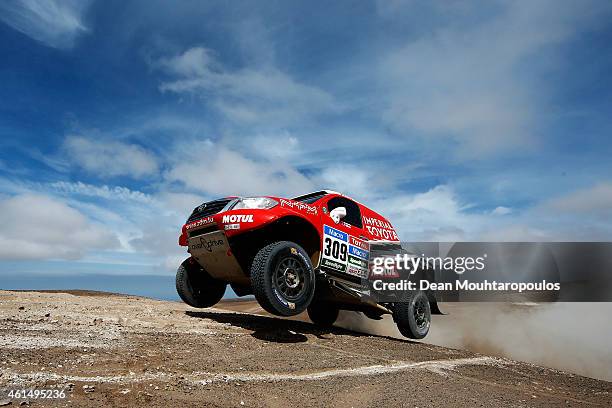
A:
[[307, 301, 339, 327], [176, 258, 226, 308], [393, 291, 431, 339], [251, 241, 315, 316]]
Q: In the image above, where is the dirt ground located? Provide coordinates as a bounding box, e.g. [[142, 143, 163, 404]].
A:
[[0, 290, 610, 407]]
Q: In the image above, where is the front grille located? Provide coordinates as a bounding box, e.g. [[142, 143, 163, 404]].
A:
[[187, 198, 232, 223]]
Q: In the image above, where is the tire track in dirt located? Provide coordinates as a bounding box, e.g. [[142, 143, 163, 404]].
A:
[[3, 356, 500, 385]]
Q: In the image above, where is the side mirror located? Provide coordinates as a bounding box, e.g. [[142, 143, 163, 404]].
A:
[[329, 207, 346, 224]]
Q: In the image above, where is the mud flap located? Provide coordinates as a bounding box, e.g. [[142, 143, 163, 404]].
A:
[[188, 230, 250, 285]]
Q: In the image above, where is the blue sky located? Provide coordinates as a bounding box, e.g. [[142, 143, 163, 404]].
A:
[[1, 0, 612, 282]]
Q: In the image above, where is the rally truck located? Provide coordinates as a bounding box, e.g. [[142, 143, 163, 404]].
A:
[[176, 190, 438, 339]]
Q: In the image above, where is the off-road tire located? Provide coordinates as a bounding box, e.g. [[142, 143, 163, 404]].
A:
[[393, 290, 431, 339], [251, 241, 315, 316], [176, 258, 226, 308], [307, 301, 339, 327]]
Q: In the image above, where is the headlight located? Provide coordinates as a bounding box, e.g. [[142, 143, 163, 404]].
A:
[[232, 197, 278, 210]]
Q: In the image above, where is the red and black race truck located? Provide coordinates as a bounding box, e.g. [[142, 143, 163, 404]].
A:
[[177, 190, 438, 339]]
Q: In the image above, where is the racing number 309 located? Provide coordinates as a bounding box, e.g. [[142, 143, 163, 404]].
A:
[[323, 237, 347, 261]]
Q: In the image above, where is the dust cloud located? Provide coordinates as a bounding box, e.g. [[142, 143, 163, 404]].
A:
[[335, 302, 612, 381]]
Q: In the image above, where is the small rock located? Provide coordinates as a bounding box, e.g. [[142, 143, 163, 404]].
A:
[[119, 389, 130, 395], [83, 385, 95, 393], [44, 313, 50, 318], [0, 399, 11, 406], [18, 306, 24, 310]]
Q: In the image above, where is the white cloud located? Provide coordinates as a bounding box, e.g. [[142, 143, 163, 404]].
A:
[[372, 186, 538, 241], [165, 141, 314, 197], [319, 166, 373, 201], [478, 224, 550, 242], [64, 136, 159, 179], [48, 181, 154, 204], [375, 185, 474, 241], [0, 0, 92, 49], [0, 193, 119, 260], [492, 206, 512, 216], [249, 132, 300, 160], [128, 216, 183, 259], [376, 0, 610, 155], [543, 182, 612, 218], [376, 182, 612, 242], [155, 47, 341, 126]]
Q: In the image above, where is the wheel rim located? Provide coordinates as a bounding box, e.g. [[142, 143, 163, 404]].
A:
[[273, 256, 306, 301], [413, 297, 429, 330]]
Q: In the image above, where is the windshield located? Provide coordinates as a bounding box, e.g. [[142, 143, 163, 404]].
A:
[[291, 191, 328, 204]]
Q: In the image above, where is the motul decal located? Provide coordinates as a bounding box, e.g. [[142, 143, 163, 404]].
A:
[[222, 214, 253, 223]]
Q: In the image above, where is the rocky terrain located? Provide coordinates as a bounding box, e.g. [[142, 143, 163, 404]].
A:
[[0, 290, 610, 407]]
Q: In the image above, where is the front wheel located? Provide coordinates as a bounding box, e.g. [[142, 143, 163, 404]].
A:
[[393, 291, 431, 339], [251, 241, 315, 316], [176, 258, 226, 308]]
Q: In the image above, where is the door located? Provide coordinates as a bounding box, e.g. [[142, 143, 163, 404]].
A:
[[319, 196, 370, 280]]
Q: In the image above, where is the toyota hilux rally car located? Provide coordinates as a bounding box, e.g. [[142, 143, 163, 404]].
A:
[[176, 190, 439, 339]]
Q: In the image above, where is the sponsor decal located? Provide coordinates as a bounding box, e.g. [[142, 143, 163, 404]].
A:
[[348, 255, 367, 268], [273, 288, 289, 306], [290, 247, 298, 255], [324, 225, 347, 242], [347, 265, 368, 279], [322, 258, 346, 272], [362, 216, 399, 241], [273, 288, 295, 309], [296, 251, 311, 266], [190, 236, 225, 252], [224, 223, 240, 230], [222, 214, 253, 223], [321, 224, 370, 277], [349, 236, 368, 251], [348, 245, 368, 260], [279, 199, 318, 215], [186, 217, 214, 230], [321, 225, 349, 273]]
